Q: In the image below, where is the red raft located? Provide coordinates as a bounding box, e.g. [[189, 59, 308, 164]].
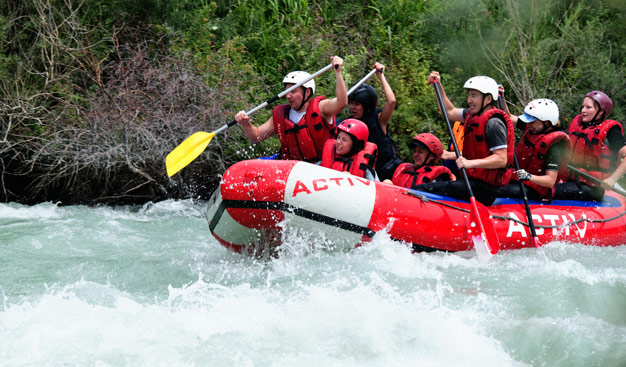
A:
[[206, 159, 626, 253]]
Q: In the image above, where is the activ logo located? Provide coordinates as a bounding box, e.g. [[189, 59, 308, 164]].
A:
[[506, 212, 587, 238], [284, 162, 377, 227], [291, 176, 372, 197]]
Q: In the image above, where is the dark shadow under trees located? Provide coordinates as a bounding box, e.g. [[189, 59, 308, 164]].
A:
[[1, 25, 249, 205]]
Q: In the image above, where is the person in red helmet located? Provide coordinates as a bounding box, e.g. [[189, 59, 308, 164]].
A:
[[385, 133, 455, 188], [234, 56, 347, 163], [554, 90, 626, 201], [320, 119, 378, 180]]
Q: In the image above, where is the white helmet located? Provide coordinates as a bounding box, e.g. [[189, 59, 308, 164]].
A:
[[283, 71, 315, 94], [519, 98, 559, 126], [463, 76, 499, 100]]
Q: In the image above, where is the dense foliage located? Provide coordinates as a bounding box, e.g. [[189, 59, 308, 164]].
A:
[[1, 0, 625, 204]]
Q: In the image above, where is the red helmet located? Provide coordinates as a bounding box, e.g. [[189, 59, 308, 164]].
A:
[[586, 90, 613, 118], [409, 133, 444, 161], [337, 119, 369, 147]]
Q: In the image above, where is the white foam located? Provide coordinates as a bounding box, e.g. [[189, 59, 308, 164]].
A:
[[1, 201, 625, 366], [0, 202, 61, 219]]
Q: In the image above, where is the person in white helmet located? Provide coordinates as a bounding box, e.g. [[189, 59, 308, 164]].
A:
[[234, 56, 347, 162], [416, 71, 515, 205], [499, 99, 571, 200]]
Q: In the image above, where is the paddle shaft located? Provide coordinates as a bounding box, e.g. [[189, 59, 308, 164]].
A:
[[567, 164, 626, 197], [210, 66, 375, 141], [218, 65, 374, 136], [347, 68, 377, 96], [223, 63, 335, 131], [432, 82, 475, 197], [165, 62, 336, 176], [432, 81, 501, 255], [497, 95, 540, 241]]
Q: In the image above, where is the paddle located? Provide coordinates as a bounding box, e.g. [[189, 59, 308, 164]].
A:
[[165, 63, 335, 177], [432, 81, 500, 256], [497, 92, 542, 248], [567, 165, 626, 197], [347, 68, 377, 95]]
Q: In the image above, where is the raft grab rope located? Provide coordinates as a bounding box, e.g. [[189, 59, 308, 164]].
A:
[[404, 190, 626, 229]]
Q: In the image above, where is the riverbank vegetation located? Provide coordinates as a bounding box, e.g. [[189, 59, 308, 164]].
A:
[[1, 0, 625, 204]]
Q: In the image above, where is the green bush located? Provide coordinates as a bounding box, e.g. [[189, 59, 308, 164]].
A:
[[2, 0, 626, 203]]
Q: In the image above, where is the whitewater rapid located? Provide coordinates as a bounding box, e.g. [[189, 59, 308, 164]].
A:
[[1, 201, 625, 366]]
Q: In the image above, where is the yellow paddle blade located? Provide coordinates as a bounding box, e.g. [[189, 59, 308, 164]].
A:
[[166, 131, 215, 177]]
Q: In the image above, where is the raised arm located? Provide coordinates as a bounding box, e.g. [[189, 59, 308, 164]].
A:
[[319, 56, 348, 121], [498, 84, 518, 125], [374, 62, 396, 134], [428, 71, 464, 122]]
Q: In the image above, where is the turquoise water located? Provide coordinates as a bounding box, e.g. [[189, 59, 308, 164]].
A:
[[1, 200, 625, 366]]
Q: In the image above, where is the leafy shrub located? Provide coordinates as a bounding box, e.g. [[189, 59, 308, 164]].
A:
[[2, 0, 626, 203]]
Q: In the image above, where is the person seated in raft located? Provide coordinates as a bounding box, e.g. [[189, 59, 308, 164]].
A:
[[383, 133, 455, 188], [553, 90, 626, 201], [498, 99, 571, 201], [234, 56, 347, 163], [416, 71, 515, 206], [344, 62, 402, 181], [319, 119, 379, 180]]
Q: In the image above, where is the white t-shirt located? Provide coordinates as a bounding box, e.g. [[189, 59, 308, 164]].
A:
[[289, 109, 306, 124], [288, 107, 333, 126]]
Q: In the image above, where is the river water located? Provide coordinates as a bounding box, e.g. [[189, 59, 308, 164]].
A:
[[1, 200, 625, 366]]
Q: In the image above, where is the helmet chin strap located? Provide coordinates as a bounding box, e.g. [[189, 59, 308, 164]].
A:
[[588, 110, 604, 125], [476, 94, 489, 116], [297, 87, 313, 111], [348, 138, 364, 156], [417, 153, 434, 169]]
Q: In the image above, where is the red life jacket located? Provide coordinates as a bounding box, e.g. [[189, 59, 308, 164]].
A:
[[462, 108, 515, 186], [320, 139, 378, 178], [273, 96, 335, 162], [391, 163, 456, 189], [514, 127, 571, 198], [568, 114, 623, 185]]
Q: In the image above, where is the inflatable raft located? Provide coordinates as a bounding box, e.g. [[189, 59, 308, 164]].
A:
[[206, 159, 626, 254]]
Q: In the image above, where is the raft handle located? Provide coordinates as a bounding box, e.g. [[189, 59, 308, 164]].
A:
[[404, 190, 471, 213]]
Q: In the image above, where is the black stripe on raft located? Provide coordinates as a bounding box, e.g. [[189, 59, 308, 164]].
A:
[[208, 198, 228, 233], [217, 199, 376, 237], [411, 244, 439, 253], [209, 198, 449, 252]]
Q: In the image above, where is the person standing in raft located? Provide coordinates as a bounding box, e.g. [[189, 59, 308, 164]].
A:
[[384, 133, 455, 188], [554, 90, 626, 201], [345, 62, 401, 181], [417, 72, 515, 205], [319, 119, 378, 180], [498, 99, 571, 200], [234, 56, 347, 162]]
